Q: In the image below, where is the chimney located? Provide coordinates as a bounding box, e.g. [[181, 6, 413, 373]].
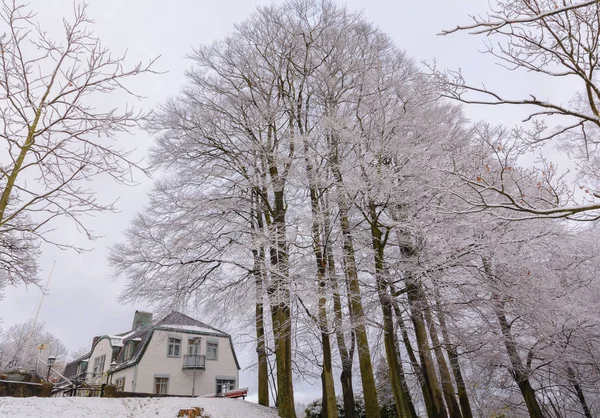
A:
[[92, 336, 100, 347], [132, 310, 153, 331]]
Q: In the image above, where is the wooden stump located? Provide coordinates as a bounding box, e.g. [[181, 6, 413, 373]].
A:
[[177, 406, 207, 417]]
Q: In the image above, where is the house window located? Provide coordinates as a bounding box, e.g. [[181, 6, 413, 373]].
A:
[[206, 340, 218, 360], [154, 377, 169, 395], [167, 337, 181, 357], [76, 360, 88, 378], [124, 342, 134, 361], [188, 338, 201, 355], [92, 355, 106, 378], [216, 378, 236, 395], [111, 346, 120, 362], [115, 377, 125, 391]]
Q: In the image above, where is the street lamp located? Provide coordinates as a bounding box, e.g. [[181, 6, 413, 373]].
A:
[[46, 356, 56, 381], [109, 361, 117, 384], [191, 337, 201, 397]]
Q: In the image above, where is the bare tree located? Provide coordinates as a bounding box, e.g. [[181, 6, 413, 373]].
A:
[[439, 0, 600, 220], [0, 0, 156, 289], [0, 320, 67, 373], [110, 2, 600, 418]]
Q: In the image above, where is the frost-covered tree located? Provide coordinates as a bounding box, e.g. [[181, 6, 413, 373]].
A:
[[0, 0, 155, 293], [0, 320, 67, 373], [428, 208, 600, 418], [440, 0, 600, 220], [110, 1, 600, 418]]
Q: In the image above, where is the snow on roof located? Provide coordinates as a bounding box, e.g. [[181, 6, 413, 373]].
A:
[[109, 337, 124, 347], [116, 330, 136, 339], [157, 324, 225, 334], [155, 311, 229, 336]]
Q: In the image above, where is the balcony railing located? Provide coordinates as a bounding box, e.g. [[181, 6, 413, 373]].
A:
[[183, 354, 206, 370]]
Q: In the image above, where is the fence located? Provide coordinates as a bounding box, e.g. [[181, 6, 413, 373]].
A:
[[113, 391, 194, 398], [62, 384, 106, 397], [0, 379, 52, 397], [59, 383, 194, 399]]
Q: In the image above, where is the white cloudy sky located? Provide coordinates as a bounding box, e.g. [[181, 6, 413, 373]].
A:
[[0, 0, 572, 401]]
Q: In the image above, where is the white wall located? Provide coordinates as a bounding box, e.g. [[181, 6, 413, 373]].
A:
[[110, 366, 136, 392], [87, 338, 113, 385], [131, 330, 239, 396]]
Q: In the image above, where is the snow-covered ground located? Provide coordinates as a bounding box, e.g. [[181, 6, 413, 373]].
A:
[[0, 397, 279, 418]]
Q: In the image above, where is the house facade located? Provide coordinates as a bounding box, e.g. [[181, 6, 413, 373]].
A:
[[62, 311, 240, 397]]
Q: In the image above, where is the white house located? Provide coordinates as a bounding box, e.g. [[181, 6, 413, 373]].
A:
[[62, 311, 240, 397]]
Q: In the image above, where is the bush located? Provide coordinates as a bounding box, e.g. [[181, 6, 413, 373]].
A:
[[304, 395, 366, 418], [103, 384, 117, 398]]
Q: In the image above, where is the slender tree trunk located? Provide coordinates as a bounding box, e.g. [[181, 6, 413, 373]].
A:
[[567, 366, 592, 418], [254, 256, 270, 407], [318, 281, 337, 418], [395, 347, 419, 418], [0, 105, 43, 224], [303, 140, 337, 418], [328, 136, 380, 418], [390, 210, 444, 418], [369, 202, 411, 418], [255, 286, 270, 406], [266, 170, 296, 417], [252, 192, 270, 407], [406, 274, 448, 418], [495, 300, 543, 418], [386, 287, 419, 418], [421, 288, 463, 418], [325, 192, 357, 418], [390, 282, 436, 418], [482, 257, 544, 418], [433, 289, 473, 418]]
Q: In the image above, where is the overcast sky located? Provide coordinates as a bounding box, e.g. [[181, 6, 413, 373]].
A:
[[0, 0, 569, 403]]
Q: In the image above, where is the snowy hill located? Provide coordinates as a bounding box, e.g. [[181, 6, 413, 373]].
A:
[[0, 397, 279, 418]]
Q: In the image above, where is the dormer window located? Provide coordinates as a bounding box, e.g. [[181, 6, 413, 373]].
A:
[[76, 360, 88, 378], [111, 346, 121, 362], [124, 341, 135, 361]]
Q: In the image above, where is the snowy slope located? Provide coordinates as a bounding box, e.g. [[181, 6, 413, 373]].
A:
[[0, 397, 279, 418]]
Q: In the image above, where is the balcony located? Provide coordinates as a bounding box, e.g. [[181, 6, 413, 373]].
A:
[[183, 354, 206, 370]]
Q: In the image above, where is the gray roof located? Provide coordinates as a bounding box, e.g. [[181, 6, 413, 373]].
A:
[[61, 311, 240, 377], [62, 352, 90, 380], [113, 327, 153, 371], [153, 311, 230, 337]]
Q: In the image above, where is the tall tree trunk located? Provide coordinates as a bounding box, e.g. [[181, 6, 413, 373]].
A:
[[386, 285, 419, 418], [482, 257, 544, 418], [255, 273, 270, 407], [303, 140, 337, 418], [567, 366, 592, 418], [406, 274, 448, 418], [390, 282, 436, 418], [252, 191, 270, 407], [369, 201, 412, 418], [318, 277, 337, 418], [395, 346, 419, 418], [328, 136, 380, 418], [421, 288, 463, 418], [433, 288, 473, 418], [390, 210, 444, 418], [266, 163, 296, 417], [325, 191, 357, 418]]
